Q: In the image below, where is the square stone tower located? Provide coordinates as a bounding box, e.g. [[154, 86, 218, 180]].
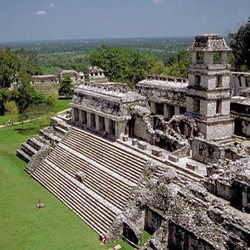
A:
[[186, 34, 234, 141]]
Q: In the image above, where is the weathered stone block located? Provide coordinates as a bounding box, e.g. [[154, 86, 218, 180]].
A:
[[132, 139, 138, 146], [186, 162, 198, 171], [152, 148, 162, 157], [168, 155, 179, 162], [138, 141, 147, 150], [123, 135, 129, 142]]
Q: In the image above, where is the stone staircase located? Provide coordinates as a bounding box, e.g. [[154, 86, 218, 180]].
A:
[[32, 126, 148, 235], [16, 136, 46, 163], [32, 160, 118, 235]]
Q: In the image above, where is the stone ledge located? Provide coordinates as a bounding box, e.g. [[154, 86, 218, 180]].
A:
[[186, 163, 198, 171], [123, 135, 129, 142], [132, 139, 138, 146], [168, 155, 179, 163], [138, 141, 147, 150], [152, 148, 162, 157]]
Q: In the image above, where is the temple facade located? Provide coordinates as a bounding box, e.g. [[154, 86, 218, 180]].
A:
[[70, 82, 148, 139]]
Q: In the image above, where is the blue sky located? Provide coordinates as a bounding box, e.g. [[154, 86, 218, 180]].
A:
[[0, 0, 249, 42]]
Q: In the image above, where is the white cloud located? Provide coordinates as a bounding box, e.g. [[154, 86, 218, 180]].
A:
[[152, 0, 165, 4], [35, 10, 47, 16], [237, 12, 242, 16], [49, 3, 54, 8]]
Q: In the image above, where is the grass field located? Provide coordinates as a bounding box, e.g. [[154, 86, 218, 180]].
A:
[[0, 99, 71, 126], [0, 122, 132, 250], [54, 99, 71, 113]]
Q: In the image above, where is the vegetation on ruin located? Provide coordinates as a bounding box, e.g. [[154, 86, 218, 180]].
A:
[[0, 122, 132, 250], [229, 16, 250, 72], [58, 76, 73, 98]]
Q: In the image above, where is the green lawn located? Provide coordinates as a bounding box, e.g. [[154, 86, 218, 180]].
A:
[[0, 99, 71, 125], [0, 123, 132, 250], [54, 99, 71, 113]]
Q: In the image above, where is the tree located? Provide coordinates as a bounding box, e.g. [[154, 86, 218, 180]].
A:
[[88, 45, 150, 88], [58, 76, 73, 98], [13, 82, 46, 113], [4, 101, 19, 123], [229, 17, 250, 71], [163, 50, 191, 78]]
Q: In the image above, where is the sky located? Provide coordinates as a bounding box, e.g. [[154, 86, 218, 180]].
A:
[[0, 0, 249, 43]]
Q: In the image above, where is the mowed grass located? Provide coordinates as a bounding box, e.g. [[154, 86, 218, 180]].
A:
[[0, 123, 132, 250], [0, 99, 71, 125], [54, 99, 71, 113]]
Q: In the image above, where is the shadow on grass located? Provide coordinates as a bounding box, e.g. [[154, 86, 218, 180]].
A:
[[15, 127, 39, 135]]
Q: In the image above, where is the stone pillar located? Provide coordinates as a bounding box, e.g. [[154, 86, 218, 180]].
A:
[[164, 104, 169, 120], [86, 112, 91, 128], [204, 52, 213, 65], [220, 52, 227, 64], [95, 115, 100, 131], [174, 106, 180, 115], [150, 102, 156, 114], [115, 121, 127, 139], [191, 51, 197, 65], [79, 110, 83, 124], [82, 111, 87, 124], [71, 108, 76, 121], [104, 117, 110, 133]]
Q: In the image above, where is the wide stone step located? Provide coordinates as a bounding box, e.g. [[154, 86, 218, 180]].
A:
[[16, 149, 31, 163], [68, 131, 145, 170], [70, 127, 146, 165], [54, 126, 68, 136], [62, 136, 145, 181], [27, 137, 44, 151], [34, 171, 109, 235], [39, 129, 61, 143], [49, 147, 132, 194], [32, 162, 118, 235], [47, 156, 128, 210], [47, 147, 131, 209], [21, 142, 37, 156], [62, 139, 141, 184]]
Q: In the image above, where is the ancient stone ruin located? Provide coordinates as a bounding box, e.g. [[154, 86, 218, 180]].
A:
[[17, 34, 250, 249]]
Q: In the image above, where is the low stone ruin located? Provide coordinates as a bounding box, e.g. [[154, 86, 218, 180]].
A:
[[108, 161, 250, 250], [206, 157, 250, 213]]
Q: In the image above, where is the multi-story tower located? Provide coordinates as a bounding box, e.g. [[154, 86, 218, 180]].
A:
[[186, 34, 234, 141]]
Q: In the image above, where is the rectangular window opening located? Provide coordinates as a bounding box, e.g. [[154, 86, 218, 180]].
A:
[[216, 76, 223, 88], [194, 99, 200, 113], [213, 52, 220, 64], [196, 52, 204, 64], [216, 101, 222, 114], [195, 75, 201, 87]]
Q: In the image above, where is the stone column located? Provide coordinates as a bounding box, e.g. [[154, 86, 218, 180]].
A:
[[164, 104, 169, 120], [87, 112, 91, 128], [95, 115, 100, 131], [104, 117, 110, 133], [71, 108, 76, 121], [175, 106, 180, 116], [115, 120, 127, 139], [150, 101, 156, 114], [79, 110, 83, 124]]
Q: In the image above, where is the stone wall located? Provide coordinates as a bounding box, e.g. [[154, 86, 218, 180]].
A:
[[206, 157, 250, 213], [191, 137, 225, 164], [230, 72, 250, 96]]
